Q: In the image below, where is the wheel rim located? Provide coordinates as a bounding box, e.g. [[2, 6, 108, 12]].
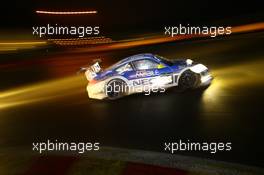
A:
[[180, 71, 197, 88]]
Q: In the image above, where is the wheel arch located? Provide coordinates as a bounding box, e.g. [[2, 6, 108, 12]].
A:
[[105, 75, 129, 86]]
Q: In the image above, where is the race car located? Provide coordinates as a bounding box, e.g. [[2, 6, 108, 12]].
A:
[[82, 53, 212, 100]]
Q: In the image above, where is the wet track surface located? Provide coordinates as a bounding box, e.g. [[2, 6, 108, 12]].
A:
[[0, 32, 264, 167]]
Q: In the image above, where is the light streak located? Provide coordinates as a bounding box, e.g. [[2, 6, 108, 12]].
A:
[[0, 41, 46, 45], [0, 41, 47, 52], [36, 10, 97, 15], [49, 37, 113, 46], [0, 76, 85, 110]]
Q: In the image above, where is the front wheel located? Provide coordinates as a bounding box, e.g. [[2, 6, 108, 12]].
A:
[[178, 70, 199, 90]]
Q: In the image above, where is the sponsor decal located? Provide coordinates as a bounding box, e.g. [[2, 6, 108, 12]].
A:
[[132, 78, 152, 86], [129, 70, 158, 79]]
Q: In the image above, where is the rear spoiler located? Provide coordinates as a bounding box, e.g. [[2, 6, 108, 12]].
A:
[[78, 59, 102, 81]]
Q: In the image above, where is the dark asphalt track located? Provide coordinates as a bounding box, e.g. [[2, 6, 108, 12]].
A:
[[0, 32, 264, 167]]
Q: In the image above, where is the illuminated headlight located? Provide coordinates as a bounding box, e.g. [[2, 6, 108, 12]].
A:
[[201, 74, 212, 83], [186, 59, 193, 65]]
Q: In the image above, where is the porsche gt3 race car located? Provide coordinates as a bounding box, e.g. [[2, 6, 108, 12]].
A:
[[82, 53, 212, 100]]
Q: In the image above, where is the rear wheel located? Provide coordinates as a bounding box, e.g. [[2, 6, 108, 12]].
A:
[[106, 79, 128, 100], [178, 70, 199, 90]]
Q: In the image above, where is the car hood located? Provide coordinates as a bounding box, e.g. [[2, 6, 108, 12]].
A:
[[170, 59, 192, 72]]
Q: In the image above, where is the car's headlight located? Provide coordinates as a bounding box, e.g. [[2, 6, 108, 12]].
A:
[[201, 74, 212, 83]]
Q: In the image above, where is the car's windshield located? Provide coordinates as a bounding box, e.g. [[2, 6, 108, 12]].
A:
[[155, 55, 174, 66]]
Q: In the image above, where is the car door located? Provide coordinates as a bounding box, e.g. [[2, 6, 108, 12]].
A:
[[129, 59, 173, 87]]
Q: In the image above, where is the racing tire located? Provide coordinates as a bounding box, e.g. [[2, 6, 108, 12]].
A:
[[178, 70, 199, 90], [106, 79, 128, 100]]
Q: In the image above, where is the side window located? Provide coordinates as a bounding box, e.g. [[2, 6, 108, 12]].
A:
[[116, 63, 133, 73], [133, 59, 159, 70]]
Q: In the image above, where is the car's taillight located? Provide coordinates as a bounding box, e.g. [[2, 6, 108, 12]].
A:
[[89, 79, 97, 84]]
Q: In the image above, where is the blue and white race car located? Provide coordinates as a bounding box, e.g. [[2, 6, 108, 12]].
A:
[[82, 53, 212, 100]]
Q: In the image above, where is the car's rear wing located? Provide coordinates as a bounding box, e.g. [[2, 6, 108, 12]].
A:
[[78, 59, 102, 81]]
